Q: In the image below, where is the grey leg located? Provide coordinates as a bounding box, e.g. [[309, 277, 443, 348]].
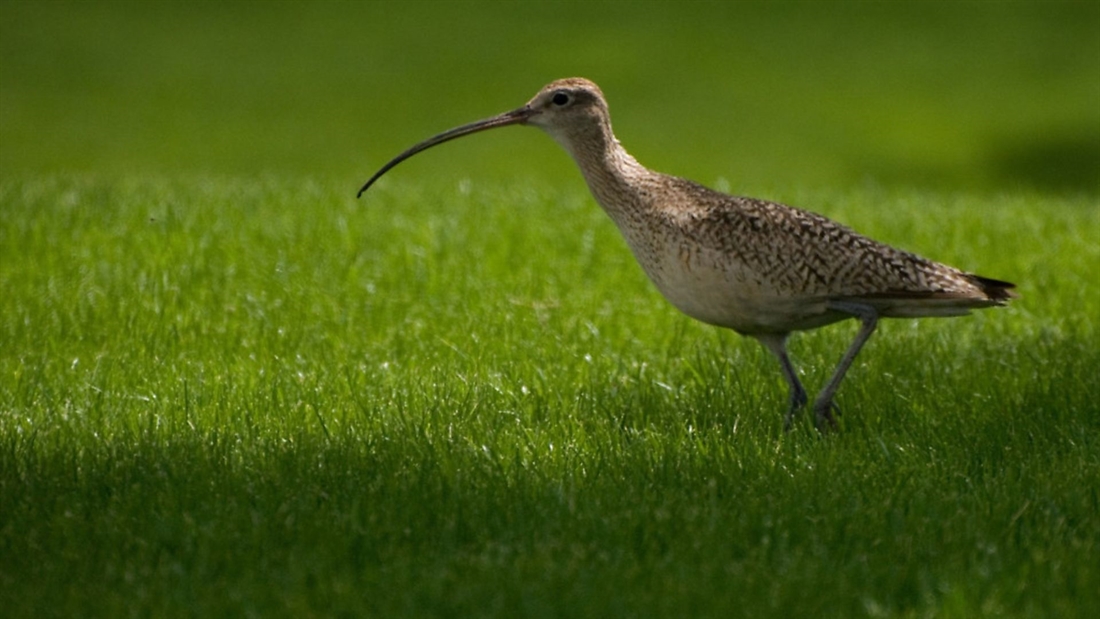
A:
[[756, 333, 808, 431], [813, 301, 879, 430]]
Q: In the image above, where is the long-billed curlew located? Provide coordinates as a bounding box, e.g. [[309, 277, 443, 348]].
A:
[[357, 78, 1017, 431]]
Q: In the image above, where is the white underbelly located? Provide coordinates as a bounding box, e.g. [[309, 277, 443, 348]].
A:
[[624, 235, 837, 334]]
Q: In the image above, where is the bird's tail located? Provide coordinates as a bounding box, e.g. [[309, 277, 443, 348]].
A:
[[968, 275, 1018, 303]]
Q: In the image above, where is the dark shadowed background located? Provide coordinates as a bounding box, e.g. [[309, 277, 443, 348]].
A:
[[2, 0, 1097, 194]]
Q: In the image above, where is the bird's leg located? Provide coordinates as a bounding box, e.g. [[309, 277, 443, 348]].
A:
[[814, 301, 879, 431], [755, 333, 808, 431]]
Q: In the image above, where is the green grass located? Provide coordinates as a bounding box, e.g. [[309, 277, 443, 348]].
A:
[[2, 1, 1099, 617], [2, 176, 1098, 617]]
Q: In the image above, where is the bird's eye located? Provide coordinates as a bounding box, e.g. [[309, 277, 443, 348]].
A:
[[552, 92, 571, 106]]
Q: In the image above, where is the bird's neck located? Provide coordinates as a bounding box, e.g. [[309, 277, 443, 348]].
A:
[[559, 129, 656, 220]]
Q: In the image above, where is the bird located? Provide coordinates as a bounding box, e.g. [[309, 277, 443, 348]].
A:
[[357, 78, 1017, 431]]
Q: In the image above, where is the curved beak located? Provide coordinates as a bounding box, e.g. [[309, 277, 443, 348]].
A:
[[357, 106, 534, 198]]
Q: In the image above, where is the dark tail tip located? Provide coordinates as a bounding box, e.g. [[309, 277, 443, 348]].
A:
[[970, 274, 1019, 302]]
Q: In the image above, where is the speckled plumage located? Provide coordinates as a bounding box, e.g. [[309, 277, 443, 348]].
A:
[[358, 77, 1017, 430]]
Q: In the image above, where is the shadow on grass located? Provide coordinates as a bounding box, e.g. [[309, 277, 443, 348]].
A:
[[989, 131, 1100, 196], [856, 128, 1100, 196]]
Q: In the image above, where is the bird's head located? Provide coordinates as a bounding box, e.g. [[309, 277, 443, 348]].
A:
[[357, 78, 612, 198]]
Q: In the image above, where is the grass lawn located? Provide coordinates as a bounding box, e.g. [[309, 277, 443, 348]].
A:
[[2, 1, 1098, 617]]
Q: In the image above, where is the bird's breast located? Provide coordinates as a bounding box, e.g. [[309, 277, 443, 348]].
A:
[[613, 218, 837, 334]]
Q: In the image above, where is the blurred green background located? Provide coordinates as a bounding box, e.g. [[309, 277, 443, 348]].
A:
[[2, 0, 1098, 194]]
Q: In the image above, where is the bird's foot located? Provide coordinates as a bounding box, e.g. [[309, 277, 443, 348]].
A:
[[783, 393, 810, 432], [783, 406, 801, 432], [812, 400, 840, 433]]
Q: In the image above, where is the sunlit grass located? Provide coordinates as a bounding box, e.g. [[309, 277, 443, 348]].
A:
[[1, 175, 1097, 617]]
